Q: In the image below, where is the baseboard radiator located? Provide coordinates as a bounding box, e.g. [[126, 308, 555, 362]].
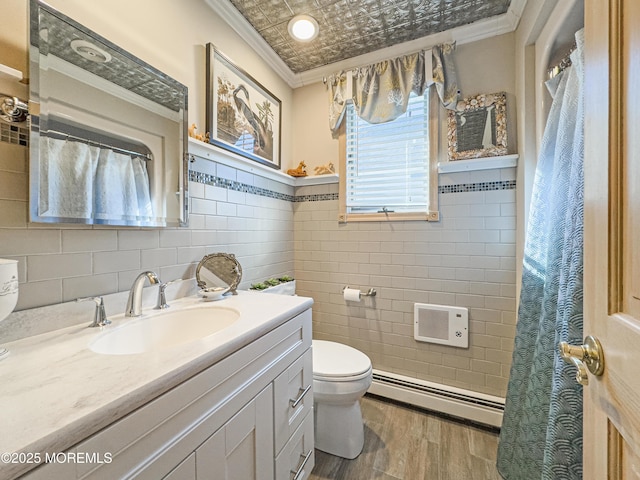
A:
[[369, 370, 505, 428]]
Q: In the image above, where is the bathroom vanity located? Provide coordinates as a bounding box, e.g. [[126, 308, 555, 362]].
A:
[[0, 292, 314, 479]]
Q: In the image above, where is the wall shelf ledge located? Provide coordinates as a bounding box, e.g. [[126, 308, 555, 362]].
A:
[[437, 154, 518, 173]]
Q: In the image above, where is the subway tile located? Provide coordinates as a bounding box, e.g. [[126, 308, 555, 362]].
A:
[[471, 359, 502, 376], [94, 250, 141, 274], [0, 171, 27, 201], [485, 296, 516, 311], [455, 268, 485, 282], [190, 216, 211, 233], [442, 353, 471, 369], [216, 163, 237, 181], [469, 203, 501, 217], [485, 375, 509, 392], [159, 229, 192, 248], [472, 333, 502, 350], [486, 243, 516, 256], [0, 200, 28, 227], [141, 248, 178, 268], [455, 294, 486, 308], [485, 216, 516, 230], [190, 197, 216, 215], [500, 229, 516, 243], [0, 229, 61, 255], [486, 348, 514, 365], [469, 282, 501, 296], [441, 280, 469, 294], [486, 321, 517, 338], [227, 189, 246, 205], [62, 230, 117, 252], [62, 273, 118, 301], [484, 189, 515, 204], [28, 253, 92, 281], [216, 202, 237, 217], [118, 230, 159, 250], [455, 242, 485, 256], [485, 269, 516, 284], [455, 369, 487, 388], [15, 279, 62, 310], [428, 267, 457, 280], [188, 181, 205, 199]]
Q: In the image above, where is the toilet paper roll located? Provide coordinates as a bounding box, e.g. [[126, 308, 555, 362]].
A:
[[343, 287, 361, 302]]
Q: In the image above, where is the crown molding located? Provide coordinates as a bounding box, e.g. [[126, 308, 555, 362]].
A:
[[207, 0, 297, 87], [211, 0, 527, 89]]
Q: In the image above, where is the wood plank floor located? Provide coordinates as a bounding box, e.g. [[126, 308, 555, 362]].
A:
[[309, 394, 502, 480]]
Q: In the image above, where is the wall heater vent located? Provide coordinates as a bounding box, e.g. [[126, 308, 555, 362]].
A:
[[414, 303, 468, 348], [369, 370, 505, 428]]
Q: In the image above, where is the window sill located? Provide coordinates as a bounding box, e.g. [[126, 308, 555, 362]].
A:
[[437, 154, 518, 173]]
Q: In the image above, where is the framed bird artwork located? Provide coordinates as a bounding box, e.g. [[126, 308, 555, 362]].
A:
[[206, 43, 282, 169]]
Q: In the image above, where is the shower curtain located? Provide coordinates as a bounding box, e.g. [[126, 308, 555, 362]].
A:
[[497, 28, 584, 480]]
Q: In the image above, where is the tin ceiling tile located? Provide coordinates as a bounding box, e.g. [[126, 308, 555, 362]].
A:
[[228, 0, 511, 73]]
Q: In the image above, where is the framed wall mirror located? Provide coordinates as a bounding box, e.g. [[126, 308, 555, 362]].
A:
[[447, 92, 507, 161], [29, 0, 189, 226]]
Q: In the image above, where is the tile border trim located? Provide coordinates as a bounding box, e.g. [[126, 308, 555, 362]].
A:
[[189, 171, 516, 203]]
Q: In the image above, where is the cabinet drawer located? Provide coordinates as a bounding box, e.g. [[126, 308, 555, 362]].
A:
[[274, 348, 313, 454], [275, 411, 314, 480]]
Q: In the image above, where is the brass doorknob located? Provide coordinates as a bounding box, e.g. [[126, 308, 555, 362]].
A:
[[559, 335, 605, 386]]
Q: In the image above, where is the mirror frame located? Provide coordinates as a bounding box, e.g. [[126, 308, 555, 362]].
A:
[[28, 0, 189, 227], [447, 91, 507, 161], [196, 253, 243, 296]]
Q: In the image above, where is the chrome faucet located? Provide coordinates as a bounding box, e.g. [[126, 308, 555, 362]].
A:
[[77, 296, 111, 327], [125, 271, 160, 317]]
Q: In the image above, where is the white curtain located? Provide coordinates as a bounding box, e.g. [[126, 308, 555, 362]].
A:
[[39, 137, 97, 218], [39, 137, 153, 221]]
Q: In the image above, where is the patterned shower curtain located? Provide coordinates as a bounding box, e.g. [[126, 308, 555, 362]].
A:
[[497, 28, 584, 480]]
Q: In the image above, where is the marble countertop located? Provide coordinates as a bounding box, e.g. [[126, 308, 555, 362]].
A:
[[0, 291, 313, 479]]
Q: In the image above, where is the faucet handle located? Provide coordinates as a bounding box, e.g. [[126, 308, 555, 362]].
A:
[[77, 296, 111, 328], [156, 279, 179, 310]]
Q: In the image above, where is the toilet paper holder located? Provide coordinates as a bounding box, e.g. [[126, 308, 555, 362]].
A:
[[342, 286, 377, 297]]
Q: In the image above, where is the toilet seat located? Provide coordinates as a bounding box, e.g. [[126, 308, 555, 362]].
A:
[[313, 340, 372, 382]]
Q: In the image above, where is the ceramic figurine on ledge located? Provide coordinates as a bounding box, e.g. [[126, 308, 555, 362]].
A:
[[188, 123, 210, 142], [314, 162, 335, 175], [287, 161, 307, 177]]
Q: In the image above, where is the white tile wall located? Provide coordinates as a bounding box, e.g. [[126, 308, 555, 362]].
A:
[[0, 146, 295, 313], [293, 168, 517, 398], [1, 139, 517, 398]]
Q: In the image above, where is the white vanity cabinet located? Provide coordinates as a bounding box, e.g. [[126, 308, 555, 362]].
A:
[[22, 309, 314, 480]]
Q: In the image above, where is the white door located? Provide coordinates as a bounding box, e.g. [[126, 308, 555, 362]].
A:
[[583, 0, 640, 477]]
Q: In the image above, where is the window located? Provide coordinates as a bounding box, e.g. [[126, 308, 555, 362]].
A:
[[339, 88, 439, 222]]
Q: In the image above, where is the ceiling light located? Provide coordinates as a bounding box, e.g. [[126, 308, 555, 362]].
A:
[[288, 15, 319, 42]]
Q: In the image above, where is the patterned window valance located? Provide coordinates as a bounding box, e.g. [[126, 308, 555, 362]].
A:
[[327, 43, 460, 136]]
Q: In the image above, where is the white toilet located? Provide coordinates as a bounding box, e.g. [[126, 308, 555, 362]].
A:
[[312, 340, 373, 459]]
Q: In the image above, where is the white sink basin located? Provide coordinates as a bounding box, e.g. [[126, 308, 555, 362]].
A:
[[89, 306, 240, 355]]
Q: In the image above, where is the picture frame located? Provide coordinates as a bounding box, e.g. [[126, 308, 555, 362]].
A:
[[447, 92, 507, 161], [205, 43, 281, 169]]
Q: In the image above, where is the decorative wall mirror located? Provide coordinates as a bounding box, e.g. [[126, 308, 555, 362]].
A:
[[196, 253, 243, 296], [29, 0, 189, 226], [447, 92, 507, 161]]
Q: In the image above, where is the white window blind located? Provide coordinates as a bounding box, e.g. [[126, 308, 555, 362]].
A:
[[345, 93, 430, 214]]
